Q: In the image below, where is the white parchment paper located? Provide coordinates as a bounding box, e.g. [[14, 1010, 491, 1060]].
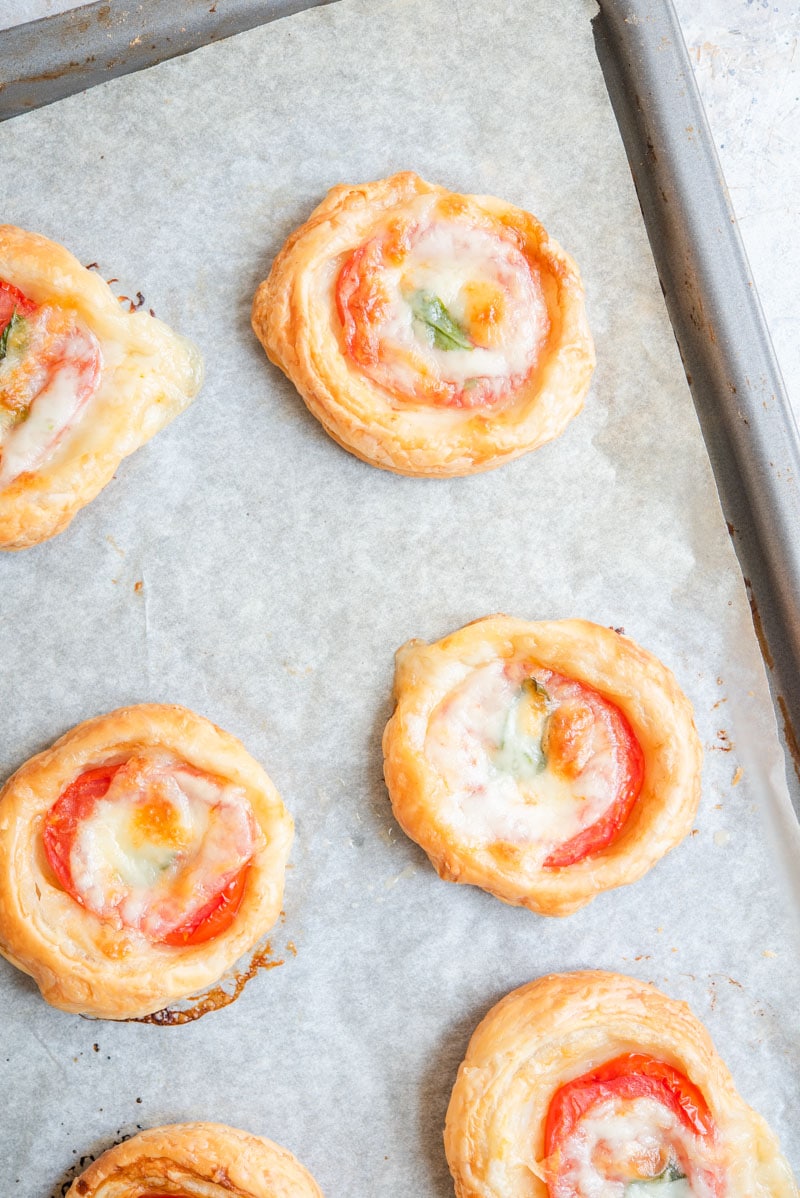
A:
[[0, 1, 798, 1193]]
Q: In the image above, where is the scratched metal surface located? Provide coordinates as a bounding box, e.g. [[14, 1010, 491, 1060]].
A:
[[0, 0, 340, 120], [593, 1, 800, 814]]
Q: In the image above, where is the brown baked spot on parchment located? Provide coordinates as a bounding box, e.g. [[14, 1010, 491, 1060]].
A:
[[128, 939, 287, 1026]]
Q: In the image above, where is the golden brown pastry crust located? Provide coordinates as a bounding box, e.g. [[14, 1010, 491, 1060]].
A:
[[0, 704, 293, 1019], [382, 616, 702, 916], [251, 172, 594, 477], [444, 971, 798, 1198], [67, 1122, 324, 1197], [0, 225, 203, 550]]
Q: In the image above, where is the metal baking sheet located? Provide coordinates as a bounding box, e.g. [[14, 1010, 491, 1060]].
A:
[[0, 1, 798, 1195], [593, 0, 800, 816], [4, 1, 799, 813], [0, 1, 338, 120]]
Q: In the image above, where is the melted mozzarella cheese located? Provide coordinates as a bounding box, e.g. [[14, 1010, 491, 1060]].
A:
[[627, 1180, 693, 1198], [425, 662, 622, 860], [555, 1096, 718, 1198], [343, 195, 549, 407], [0, 355, 95, 486], [0, 317, 102, 488], [73, 789, 200, 894], [69, 754, 255, 939]]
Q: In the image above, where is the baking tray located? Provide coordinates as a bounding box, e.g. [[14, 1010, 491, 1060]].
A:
[[4, 0, 799, 816], [1, 1, 798, 1194]]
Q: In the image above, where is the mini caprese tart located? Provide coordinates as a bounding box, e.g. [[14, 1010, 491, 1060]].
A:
[[0, 705, 293, 1018], [66, 1122, 324, 1197], [445, 972, 798, 1198], [382, 617, 701, 916], [0, 225, 203, 549], [251, 172, 594, 476]]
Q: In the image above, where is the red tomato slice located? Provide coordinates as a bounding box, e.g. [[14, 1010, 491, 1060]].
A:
[[42, 764, 248, 947], [545, 1054, 715, 1148], [336, 238, 464, 407], [545, 1054, 720, 1198], [160, 863, 249, 947], [542, 692, 644, 869], [0, 298, 103, 487], [42, 765, 119, 897], [0, 279, 36, 332], [336, 242, 387, 368]]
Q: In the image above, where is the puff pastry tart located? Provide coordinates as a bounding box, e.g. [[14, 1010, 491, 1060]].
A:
[[0, 225, 203, 549], [67, 1122, 324, 1197], [251, 172, 594, 476], [445, 971, 798, 1198], [0, 705, 293, 1018], [382, 616, 701, 916]]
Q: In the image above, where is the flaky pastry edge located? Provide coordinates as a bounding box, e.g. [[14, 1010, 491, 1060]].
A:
[[251, 172, 594, 477], [0, 225, 203, 549], [67, 1122, 324, 1198], [383, 616, 702, 916], [444, 970, 798, 1198], [0, 704, 293, 1019]]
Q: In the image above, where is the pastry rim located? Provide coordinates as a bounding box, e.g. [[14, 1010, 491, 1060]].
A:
[[0, 224, 203, 550], [444, 970, 798, 1198], [251, 171, 595, 478], [66, 1121, 323, 1197], [0, 704, 293, 1019], [382, 615, 702, 916]]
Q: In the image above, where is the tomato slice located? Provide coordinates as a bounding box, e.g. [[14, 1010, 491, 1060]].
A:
[[542, 692, 644, 870], [337, 242, 386, 368], [335, 214, 545, 409], [0, 279, 36, 333], [545, 1054, 721, 1198], [545, 1054, 715, 1149], [42, 764, 249, 947], [160, 864, 249, 947], [42, 765, 119, 896], [0, 293, 103, 488]]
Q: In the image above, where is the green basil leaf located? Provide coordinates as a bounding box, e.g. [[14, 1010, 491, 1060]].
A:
[[626, 1163, 688, 1194], [662, 1165, 687, 1183], [409, 290, 472, 351], [496, 681, 549, 777], [0, 310, 23, 363], [522, 678, 549, 701], [0, 309, 26, 364]]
